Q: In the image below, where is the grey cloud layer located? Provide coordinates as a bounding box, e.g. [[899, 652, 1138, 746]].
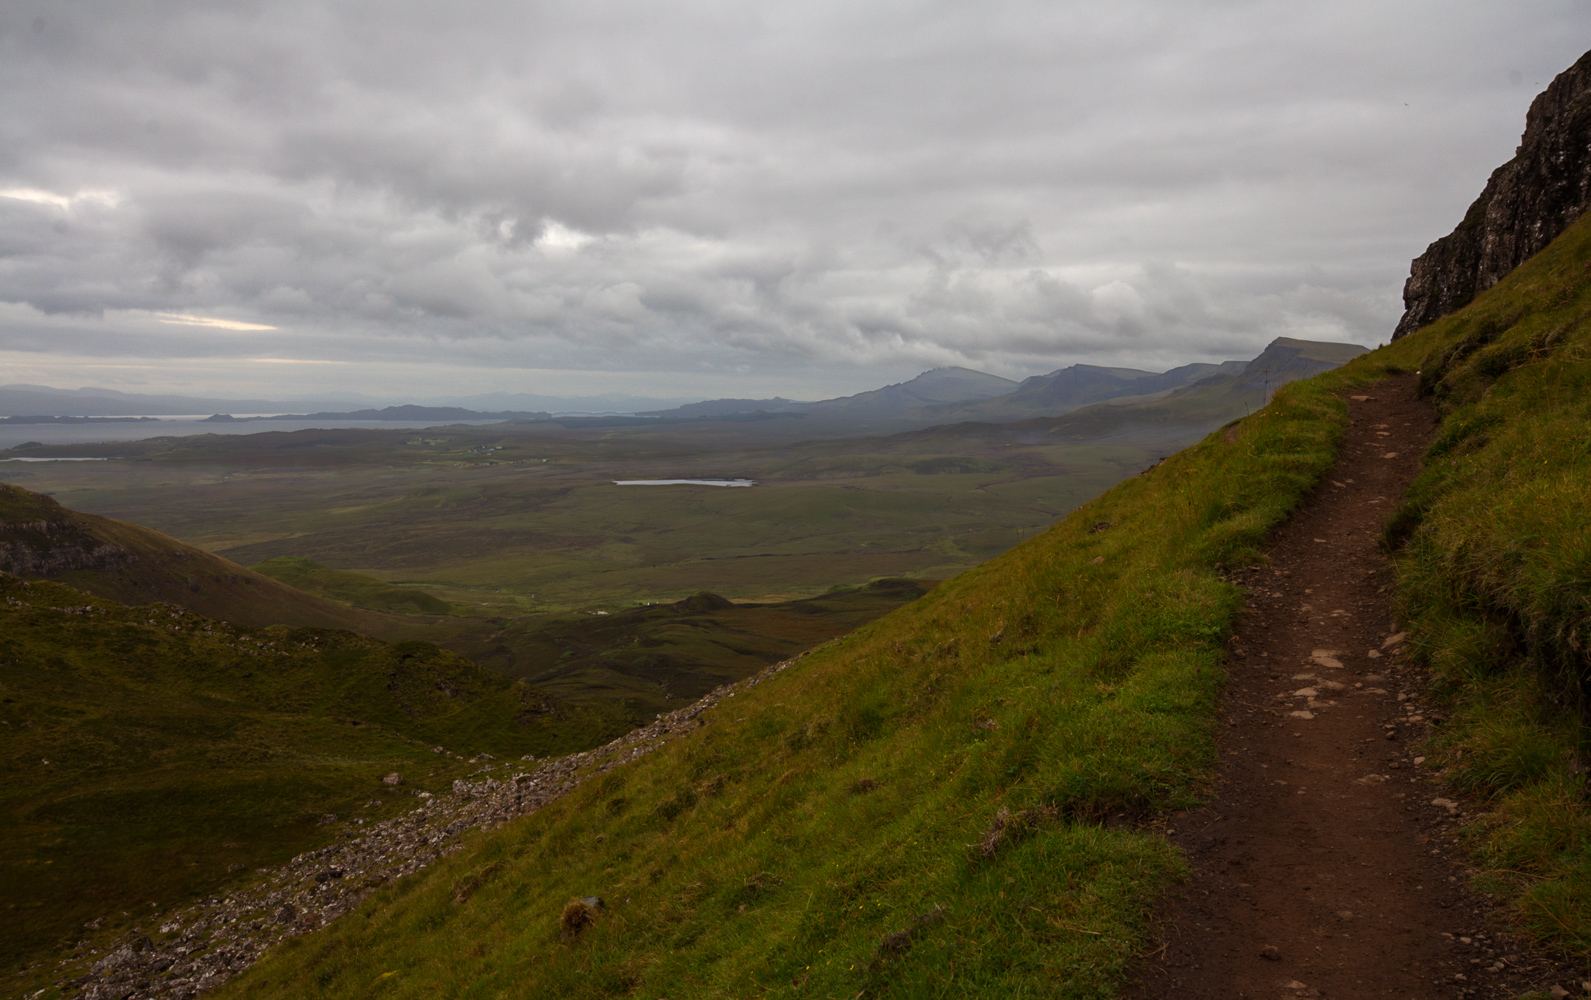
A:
[[0, 0, 1586, 391]]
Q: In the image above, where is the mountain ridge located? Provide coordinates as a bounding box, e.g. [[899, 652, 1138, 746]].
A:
[[641, 341, 1361, 431], [640, 366, 1018, 420]]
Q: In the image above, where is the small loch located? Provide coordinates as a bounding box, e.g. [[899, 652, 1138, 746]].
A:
[[612, 479, 756, 487]]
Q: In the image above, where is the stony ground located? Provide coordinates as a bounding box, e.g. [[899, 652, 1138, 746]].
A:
[[1129, 376, 1587, 999], [45, 649, 819, 1000]]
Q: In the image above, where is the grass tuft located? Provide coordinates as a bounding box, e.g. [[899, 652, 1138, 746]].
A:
[[559, 897, 603, 940]]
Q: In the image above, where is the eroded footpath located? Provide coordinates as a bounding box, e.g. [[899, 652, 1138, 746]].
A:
[[1130, 375, 1581, 999]]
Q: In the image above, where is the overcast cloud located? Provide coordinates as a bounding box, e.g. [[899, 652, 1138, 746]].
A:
[[0, 1, 1586, 401]]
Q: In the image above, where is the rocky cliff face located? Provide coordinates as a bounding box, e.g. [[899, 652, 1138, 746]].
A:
[[1394, 48, 1591, 339]]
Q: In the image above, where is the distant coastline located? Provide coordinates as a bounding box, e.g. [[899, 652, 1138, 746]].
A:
[[1, 415, 165, 425]]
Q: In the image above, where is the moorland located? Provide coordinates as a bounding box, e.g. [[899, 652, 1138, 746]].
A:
[[0, 335, 1364, 993]]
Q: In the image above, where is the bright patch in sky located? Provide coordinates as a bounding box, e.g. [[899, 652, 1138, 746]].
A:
[[537, 221, 595, 252], [0, 186, 120, 209], [247, 357, 346, 364], [156, 314, 279, 332]]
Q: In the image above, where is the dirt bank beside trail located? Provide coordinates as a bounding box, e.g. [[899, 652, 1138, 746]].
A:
[[1130, 375, 1583, 1000]]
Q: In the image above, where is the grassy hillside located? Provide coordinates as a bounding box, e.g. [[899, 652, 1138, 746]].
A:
[[0, 575, 625, 978], [1366, 210, 1591, 956], [0, 483, 402, 633], [252, 556, 457, 615], [207, 356, 1365, 998], [488, 579, 935, 713]]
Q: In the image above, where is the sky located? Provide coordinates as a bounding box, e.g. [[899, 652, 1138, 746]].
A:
[[0, 2, 1586, 404]]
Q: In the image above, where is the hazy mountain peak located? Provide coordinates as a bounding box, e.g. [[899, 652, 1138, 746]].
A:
[[642, 367, 1015, 420]]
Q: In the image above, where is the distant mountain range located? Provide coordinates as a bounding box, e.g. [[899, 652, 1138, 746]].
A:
[[907, 360, 1247, 424], [639, 338, 1365, 433], [202, 405, 552, 423], [646, 367, 1018, 420], [2, 339, 1365, 435], [0, 385, 696, 419], [897, 337, 1369, 447]]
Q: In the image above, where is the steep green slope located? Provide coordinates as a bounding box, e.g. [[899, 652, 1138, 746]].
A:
[[1367, 210, 1591, 955], [213, 357, 1368, 998], [0, 575, 624, 975], [0, 483, 405, 633]]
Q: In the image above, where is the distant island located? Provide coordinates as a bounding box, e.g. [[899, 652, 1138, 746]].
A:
[[0, 415, 164, 425], [202, 404, 553, 422]]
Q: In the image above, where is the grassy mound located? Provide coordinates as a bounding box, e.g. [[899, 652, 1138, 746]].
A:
[[1370, 210, 1591, 957], [481, 579, 935, 715], [211, 368, 1355, 998], [252, 556, 457, 615], [0, 576, 625, 977], [0, 483, 401, 633]]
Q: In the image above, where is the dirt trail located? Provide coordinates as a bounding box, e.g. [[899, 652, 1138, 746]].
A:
[[1130, 375, 1579, 999]]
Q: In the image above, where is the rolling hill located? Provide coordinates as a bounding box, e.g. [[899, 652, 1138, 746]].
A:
[[644, 366, 1019, 421], [0, 570, 623, 977], [890, 337, 1367, 450], [910, 359, 1245, 424], [0, 482, 401, 633]]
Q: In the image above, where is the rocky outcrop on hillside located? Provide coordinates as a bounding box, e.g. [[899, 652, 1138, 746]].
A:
[[1394, 48, 1591, 338], [55, 646, 821, 1000], [0, 520, 133, 576]]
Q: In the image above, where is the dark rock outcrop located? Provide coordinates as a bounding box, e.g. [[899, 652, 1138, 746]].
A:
[[1394, 49, 1591, 338], [0, 520, 134, 577]]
